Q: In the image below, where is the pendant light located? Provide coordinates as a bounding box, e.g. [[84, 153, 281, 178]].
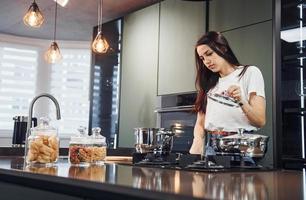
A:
[[92, 0, 109, 54], [45, 1, 62, 64], [23, 0, 44, 28]]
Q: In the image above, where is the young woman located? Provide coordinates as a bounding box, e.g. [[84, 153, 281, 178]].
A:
[[189, 31, 266, 155]]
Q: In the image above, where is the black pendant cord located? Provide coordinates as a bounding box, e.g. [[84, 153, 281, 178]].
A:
[[100, 0, 103, 33], [205, 0, 209, 32], [97, 0, 103, 33], [54, 0, 58, 42], [97, 0, 101, 33]]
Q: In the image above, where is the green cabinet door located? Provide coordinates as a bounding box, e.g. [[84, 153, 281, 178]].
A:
[[210, 0, 272, 32], [158, 0, 205, 95], [119, 4, 159, 147]]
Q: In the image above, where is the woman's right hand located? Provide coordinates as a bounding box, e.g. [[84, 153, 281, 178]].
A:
[[189, 112, 205, 155]]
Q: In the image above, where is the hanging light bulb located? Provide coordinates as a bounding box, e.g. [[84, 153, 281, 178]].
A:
[[92, 31, 110, 53], [45, 42, 62, 64], [45, 1, 62, 63], [23, 0, 44, 28], [92, 0, 109, 54]]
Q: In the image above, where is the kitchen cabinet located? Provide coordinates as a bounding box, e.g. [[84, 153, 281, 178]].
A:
[[157, 0, 272, 95], [222, 21, 273, 166], [157, 0, 205, 95], [209, 0, 272, 32], [119, 4, 159, 147]]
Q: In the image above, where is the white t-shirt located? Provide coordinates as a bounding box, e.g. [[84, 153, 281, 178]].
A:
[[204, 66, 265, 132]]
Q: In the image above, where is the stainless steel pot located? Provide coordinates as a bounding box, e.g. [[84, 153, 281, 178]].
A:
[[155, 130, 174, 153], [216, 133, 269, 158], [134, 128, 174, 153], [134, 128, 161, 153]]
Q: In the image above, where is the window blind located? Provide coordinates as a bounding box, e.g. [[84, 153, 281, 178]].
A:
[[49, 49, 91, 136], [0, 44, 38, 130]]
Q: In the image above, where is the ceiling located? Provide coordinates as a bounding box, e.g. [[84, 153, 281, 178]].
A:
[[0, 0, 159, 41]]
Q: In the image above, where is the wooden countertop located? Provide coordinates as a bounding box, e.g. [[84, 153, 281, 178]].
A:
[[0, 156, 304, 200]]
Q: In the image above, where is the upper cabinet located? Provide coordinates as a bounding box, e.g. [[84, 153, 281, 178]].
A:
[[158, 0, 205, 95], [119, 4, 160, 147], [209, 0, 272, 32], [157, 0, 272, 95]]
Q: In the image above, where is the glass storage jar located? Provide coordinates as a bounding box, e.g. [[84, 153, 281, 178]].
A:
[[90, 127, 107, 164], [26, 117, 59, 165], [69, 126, 91, 165]]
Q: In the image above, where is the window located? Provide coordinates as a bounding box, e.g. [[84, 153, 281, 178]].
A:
[[50, 49, 91, 136], [0, 36, 91, 142], [0, 43, 38, 131]]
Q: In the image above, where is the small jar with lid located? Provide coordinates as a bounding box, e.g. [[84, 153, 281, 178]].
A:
[[26, 117, 59, 165], [69, 126, 91, 165], [90, 127, 107, 164]]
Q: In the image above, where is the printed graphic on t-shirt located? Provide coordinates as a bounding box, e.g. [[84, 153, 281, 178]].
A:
[[207, 90, 239, 107]]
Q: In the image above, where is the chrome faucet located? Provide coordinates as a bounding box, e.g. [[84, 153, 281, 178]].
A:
[[24, 93, 61, 160]]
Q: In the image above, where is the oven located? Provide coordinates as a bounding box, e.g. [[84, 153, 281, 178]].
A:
[[156, 92, 197, 153]]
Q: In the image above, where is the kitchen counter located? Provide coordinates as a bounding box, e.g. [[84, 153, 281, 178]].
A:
[[0, 156, 304, 200]]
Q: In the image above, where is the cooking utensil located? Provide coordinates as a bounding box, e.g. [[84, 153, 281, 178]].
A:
[[155, 130, 174, 153], [215, 133, 269, 158], [134, 128, 174, 154], [134, 128, 162, 153]]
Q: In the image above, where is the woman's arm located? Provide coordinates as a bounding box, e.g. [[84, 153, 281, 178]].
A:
[[189, 111, 206, 154], [228, 85, 266, 128], [239, 93, 266, 128]]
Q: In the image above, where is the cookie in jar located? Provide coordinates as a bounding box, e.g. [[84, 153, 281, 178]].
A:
[[26, 117, 59, 165]]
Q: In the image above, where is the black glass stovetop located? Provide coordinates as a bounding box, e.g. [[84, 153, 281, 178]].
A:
[[132, 153, 273, 172]]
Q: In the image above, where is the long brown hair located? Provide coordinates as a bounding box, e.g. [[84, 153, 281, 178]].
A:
[[194, 31, 248, 113]]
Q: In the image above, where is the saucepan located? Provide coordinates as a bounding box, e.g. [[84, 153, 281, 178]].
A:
[[134, 128, 174, 153], [155, 129, 174, 153], [215, 133, 269, 158], [134, 128, 159, 153]]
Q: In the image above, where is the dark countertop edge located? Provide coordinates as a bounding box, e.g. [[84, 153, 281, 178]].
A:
[[0, 168, 203, 200], [0, 147, 135, 156]]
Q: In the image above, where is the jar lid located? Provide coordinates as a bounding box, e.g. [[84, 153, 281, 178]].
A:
[[70, 126, 89, 144], [31, 117, 56, 136], [91, 127, 106, 145]]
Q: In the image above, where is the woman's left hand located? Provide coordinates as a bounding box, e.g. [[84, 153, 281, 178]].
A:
[[228, 85, 266, 128], [227, 85, 243, 102]]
